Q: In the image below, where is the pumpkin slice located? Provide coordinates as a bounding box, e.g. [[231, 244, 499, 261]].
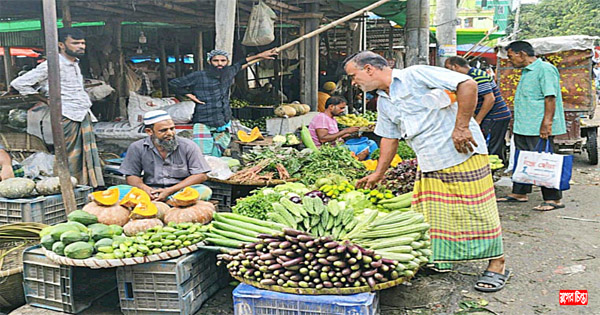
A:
[[90, 188, 120, 206], [237, 130, 260, 143], [120, 187, 151, 209], [170, 187, 200, 207], [250, 127, 264, 140], [130, 201, 158, 219]]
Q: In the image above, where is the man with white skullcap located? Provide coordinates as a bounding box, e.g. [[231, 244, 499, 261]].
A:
[[168, 48, 278, 156], [119, 110, 212, 201]]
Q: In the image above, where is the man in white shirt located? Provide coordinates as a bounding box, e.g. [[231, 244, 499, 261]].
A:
[[345, 51, 509, 293], [11, 28, 104, 187]]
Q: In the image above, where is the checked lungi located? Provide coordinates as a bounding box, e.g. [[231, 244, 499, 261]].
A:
[[63, 114, 105, 188], [193, 122, 231, 157], [411, 154, 503, 270]]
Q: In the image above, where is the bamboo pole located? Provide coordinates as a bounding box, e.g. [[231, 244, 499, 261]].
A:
[[248, 0, 392, 65], [42, 0, 77, 214], [464, 26, 498, 58]]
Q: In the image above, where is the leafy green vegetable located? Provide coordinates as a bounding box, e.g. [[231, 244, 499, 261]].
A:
[[232, 188, 285, 220], [370, 141, 415, 160], [295, 144, 367, 185]]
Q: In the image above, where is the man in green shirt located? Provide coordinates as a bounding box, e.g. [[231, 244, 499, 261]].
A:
[[497, 41, 567, 211]]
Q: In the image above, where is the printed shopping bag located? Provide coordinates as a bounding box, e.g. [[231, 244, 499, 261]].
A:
[[512, 139, 572, 190]]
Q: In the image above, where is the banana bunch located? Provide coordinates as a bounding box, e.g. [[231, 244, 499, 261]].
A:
[[489, 155, 504, 170], [335, 114, 373, 127]]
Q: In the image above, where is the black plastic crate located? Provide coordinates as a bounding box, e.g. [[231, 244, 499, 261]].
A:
[[204, 180, 233, 212], [22, 245, 117, 314]]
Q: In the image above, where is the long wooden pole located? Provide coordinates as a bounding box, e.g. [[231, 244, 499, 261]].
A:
[[464, 26, 498, 58], [42, 0, 77, 214], [2, 47, 12, 91], [248, 0, 392, 65]]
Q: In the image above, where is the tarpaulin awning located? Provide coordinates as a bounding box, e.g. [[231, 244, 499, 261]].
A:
[[0, 47, 41, 57], [338, 0, 407, 26], [0, 19, 182, 33], [430, 28, 506, 45]]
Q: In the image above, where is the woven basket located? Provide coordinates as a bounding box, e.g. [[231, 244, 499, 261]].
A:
[[0, 133, 48, 162], [0, 240, 35, 311]]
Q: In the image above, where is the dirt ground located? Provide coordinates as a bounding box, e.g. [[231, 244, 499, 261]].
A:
[[8, 152, 599, 315]]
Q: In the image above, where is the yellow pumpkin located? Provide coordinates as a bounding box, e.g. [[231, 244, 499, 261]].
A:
[[90, 188, 120, 206], [237, 127, 264, 143], [120, 187, 151, 209], [129, 201, 158, 220], [274, 105, 296, 117], [169, 187, 200, 207], [123, 218, 164, 236]]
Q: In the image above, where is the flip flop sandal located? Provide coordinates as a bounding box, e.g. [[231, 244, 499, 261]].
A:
[[497, 196, 527, 203], [474, 269, 511, 293], [532, 202, 566, 211]]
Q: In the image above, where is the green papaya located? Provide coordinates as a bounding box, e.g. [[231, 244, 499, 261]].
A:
[[108, 225, 123, 236], [64, 241, 94, 259], [95, 238, 114, 250], [41, 234, 55, 250], [52, 241, 66, 256], [88, 223, 113, 241], [67, 210, 98, 226], [50, 224, 79, 240], [60, 230, 87, 245], [39, 226, 53, 238], [66, 221, 88, 233]]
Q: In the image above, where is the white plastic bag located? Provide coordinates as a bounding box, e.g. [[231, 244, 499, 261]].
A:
[[242, 1, 277, 46], [165, 101, 196, 124], [204, 156, 234, 180], [127, 92, 181, 127], [20, 152, 55, 178]]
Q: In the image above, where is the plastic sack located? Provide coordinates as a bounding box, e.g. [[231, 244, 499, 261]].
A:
[[20, 152, 55, 179], [85, 79, 115, 101], [204, 156, 234, 180], [242, 1, 277, 46], [165, 101, 196, 124], [127, 91, 181, 127]]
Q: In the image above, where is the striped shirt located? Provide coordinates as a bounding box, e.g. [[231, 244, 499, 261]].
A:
[[375, 66, 488, 172], [467, 67, 511, 122]]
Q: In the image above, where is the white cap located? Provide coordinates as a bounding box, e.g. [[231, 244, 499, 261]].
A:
[[143, 110, 172, 125]]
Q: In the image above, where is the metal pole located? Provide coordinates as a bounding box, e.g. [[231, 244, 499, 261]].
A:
[[2, 47, 12, 91], [42, 0, 77, 214]]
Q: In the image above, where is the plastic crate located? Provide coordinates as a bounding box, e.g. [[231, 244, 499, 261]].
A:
[[0, 185, 92, 225], [233, 283, 379, 315], [204, 180, 233, 212], [22, 245, 117, 314], [116, 250, 229, 315]]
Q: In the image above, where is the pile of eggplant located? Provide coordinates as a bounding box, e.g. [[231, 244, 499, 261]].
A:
[[217, 227, 402, 290]]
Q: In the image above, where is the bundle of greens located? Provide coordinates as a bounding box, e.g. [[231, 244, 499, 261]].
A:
[[231, 188, 286, 220], [232, 145, 309, 182], [370, 141, 416, 160], [295, 144, 367, 185]]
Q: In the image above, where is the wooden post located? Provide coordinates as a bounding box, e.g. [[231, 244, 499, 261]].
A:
[[215, 0, 236, 62], [159, 39, 169, 96], [42, 0, 77, 214], [61, 0, 72, 28], [299, 23, 306, 105], [174, 40, 182, 77], [302, 2, 319, 110], [195, 29, 204, 71], [2, 47, 13, 91]]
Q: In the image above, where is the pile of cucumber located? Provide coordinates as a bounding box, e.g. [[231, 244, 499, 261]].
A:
[[218, 227, 401, 289], [349, 211, 432, 277], [376, 192, 413, 212]]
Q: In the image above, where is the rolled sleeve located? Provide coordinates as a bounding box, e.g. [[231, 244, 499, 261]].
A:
[[11, 61, 48, 95], [119, 143, 143, 176], [540, 66, 560, 97], [184, 141, 211, 174]]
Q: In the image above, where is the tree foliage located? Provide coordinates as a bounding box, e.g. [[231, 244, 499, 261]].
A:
[[508, 0, 600, 39]]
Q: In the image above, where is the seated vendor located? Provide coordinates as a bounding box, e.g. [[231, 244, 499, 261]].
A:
[[119, 110, 211, 201], [0, 145, 15, 181], [308, 96, 377, 160]]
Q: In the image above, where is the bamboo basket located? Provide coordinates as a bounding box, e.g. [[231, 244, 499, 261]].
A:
[[0, 133, 48, 162], [0, 240, 36, 311]]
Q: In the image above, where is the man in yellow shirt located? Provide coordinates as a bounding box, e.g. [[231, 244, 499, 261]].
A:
[[317, 81, 336, 112]]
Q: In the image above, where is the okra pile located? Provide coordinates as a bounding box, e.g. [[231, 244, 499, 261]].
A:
[[217, 228, 402, 289]]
